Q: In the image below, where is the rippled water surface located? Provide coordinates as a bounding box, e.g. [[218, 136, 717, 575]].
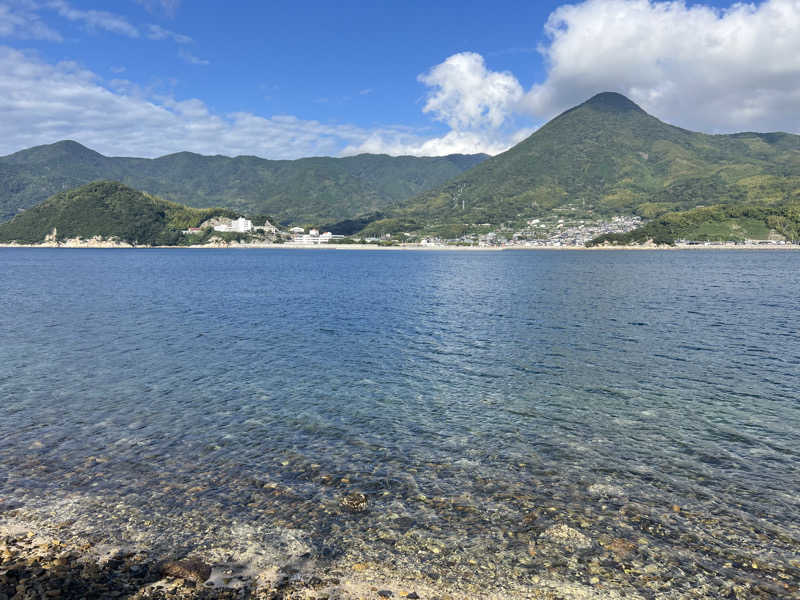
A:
[[1, 248, 799, 596]]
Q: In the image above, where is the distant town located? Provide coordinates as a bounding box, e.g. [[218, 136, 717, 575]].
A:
[[180, 214, 795, 248]]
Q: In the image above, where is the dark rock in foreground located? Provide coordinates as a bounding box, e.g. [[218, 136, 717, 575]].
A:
[[161, 557, 212, 583]]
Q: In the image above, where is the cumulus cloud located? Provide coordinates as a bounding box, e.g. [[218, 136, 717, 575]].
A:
[[345, 126, 534, 157], [0, 1, 62, 40], [419, 52, 523, 130], [358, 0, 800, 155], [353, 0, 800, 155], [523, 0, 800, 133], [48, 0, 139, 38], [346, 52, 533, 156], [0, 45, 412, 159]]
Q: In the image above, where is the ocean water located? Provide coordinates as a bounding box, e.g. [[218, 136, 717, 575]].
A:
[[1, 248, 798, 596]]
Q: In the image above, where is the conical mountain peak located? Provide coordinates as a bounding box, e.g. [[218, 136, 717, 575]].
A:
[[361, 91, 800, 236], [582, 92, 646, 113]]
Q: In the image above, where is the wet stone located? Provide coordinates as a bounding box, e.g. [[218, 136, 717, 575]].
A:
[[340, 492, 368, 513], [161, 557, 212, 582], [539, 524, 592, 550], [588, 483, 625, 498]]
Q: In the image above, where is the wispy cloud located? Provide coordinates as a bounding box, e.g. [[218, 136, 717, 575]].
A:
[[0, 42, 528, 159], [178, 47, 209, 65], [136, 0, 180, 18], [0, 1, 62, 41], [47, 0, 139, 38], [359, 88, 373, 95], [146, 23, 190, 43], [0, 45, 416, 159]]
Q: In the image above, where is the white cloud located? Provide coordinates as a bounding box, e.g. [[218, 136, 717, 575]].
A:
[[0, 45, 414, 159], [346, 52, 533, 156], [5, 0, 800, 163], [522, 0, 800, 133], [146, 23, 190, 43], [344, 128, 533, 157], [0, 1, 62, 40], [178, 47, 209, 65], [357, 0, 800, 155], [419, 52, 523, 130], [48, 0, 139, 38]]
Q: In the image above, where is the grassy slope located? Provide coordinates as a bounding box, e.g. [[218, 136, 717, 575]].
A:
[[0, 141, 487, 224], [361, 93, 800, 236], [0, 181, 236, 245]]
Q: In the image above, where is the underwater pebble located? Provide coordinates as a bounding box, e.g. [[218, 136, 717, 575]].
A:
[[588, 484, 625, 498], [340, 492, 368, 513], [539, 524, 592, 550]]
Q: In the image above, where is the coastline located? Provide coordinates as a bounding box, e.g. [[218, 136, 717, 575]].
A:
[[1, 241, 798, 251], [0, 515, 638, 600]]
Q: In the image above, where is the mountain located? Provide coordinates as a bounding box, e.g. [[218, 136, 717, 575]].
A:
[[360, 92, 800, 236], [0, 142, 488, 225], [0, 181, 237, 245]]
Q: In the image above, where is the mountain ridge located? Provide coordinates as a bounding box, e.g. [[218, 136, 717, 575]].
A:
[[0, 142, 488, 224]]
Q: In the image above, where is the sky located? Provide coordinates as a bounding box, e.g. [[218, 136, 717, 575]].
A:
[[1, 0, 799, 159]]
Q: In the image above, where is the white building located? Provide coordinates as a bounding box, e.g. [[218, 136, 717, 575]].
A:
[[289, 230, 334, 244], [214, 217, 253, 233], [231, 217, 252, 233]]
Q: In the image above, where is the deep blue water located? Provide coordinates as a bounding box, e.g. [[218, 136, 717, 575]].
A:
[[1, 248, 798, 592]]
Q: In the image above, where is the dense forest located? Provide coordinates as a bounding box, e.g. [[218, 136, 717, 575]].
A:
[[0, 181, 237, 246], [0, 141, 487, 225]]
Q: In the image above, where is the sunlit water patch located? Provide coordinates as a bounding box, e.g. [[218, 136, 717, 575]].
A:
[[1, 248, 798, 597]]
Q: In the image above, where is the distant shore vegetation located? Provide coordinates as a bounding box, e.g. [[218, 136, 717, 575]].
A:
[[0, 181, 268, 246], [587, 201, 800, 246]]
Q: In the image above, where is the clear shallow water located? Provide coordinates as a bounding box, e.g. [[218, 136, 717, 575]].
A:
[[1, 248, 799, 596]]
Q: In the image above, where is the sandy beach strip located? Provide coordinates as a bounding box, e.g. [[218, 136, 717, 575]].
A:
[[1, 241, 798, 251]]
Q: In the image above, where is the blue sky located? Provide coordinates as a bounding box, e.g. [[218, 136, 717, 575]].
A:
[[1, 0, 799, 158]]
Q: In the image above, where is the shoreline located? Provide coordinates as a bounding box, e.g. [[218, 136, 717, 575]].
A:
[[0, 516, 637, 600], [1, 242, 798, 251]]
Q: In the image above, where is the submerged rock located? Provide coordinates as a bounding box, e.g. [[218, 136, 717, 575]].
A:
[[588, 483, 625, 498], [340, 492, 368, 513], [161, 557, 212, 582], [539, 524, 592, 550]]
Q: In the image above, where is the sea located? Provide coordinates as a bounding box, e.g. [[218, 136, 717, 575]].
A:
[[1, 248, 798, 597]]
